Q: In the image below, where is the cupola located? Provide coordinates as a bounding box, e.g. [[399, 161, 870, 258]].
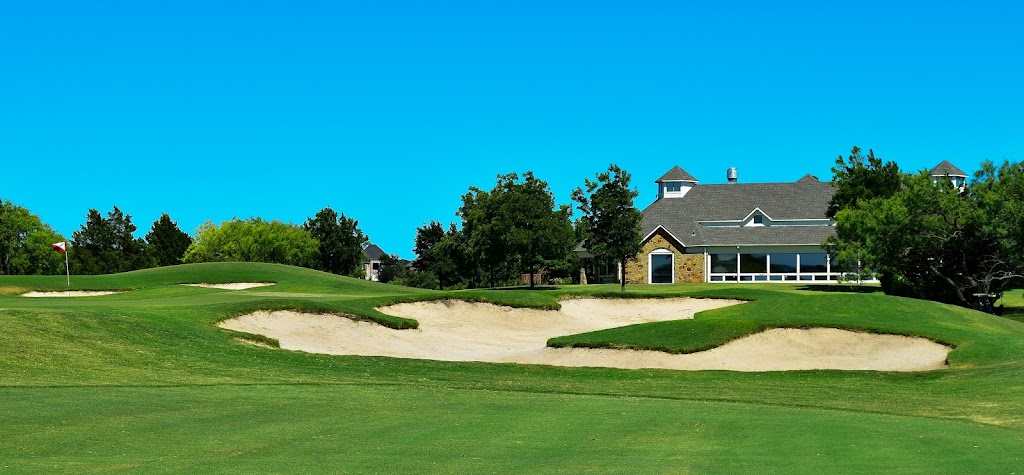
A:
[[929, 160, 967, 190], [656, 165, 698, 199]]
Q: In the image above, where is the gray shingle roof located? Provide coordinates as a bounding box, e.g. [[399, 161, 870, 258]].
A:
[[929, 160, 967, 177], [795, 174, 822, 184], [364, 243, 385, 260], [640, 179, 836, 247], [655, 165, 698, 183]]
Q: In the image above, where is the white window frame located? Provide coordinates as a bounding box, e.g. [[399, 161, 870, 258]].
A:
[[649, 249, 675, 284]]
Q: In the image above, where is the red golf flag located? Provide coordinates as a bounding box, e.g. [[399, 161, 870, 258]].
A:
[[52, 242, 67, 253]]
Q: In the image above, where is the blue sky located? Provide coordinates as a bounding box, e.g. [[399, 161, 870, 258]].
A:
[[2, 1, 1021, 258]]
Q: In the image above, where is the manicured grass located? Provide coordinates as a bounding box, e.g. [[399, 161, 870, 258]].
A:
[[4, 385, 1022, 474], [2, 263, 1023, 473], [999, 288, 1024, 323]]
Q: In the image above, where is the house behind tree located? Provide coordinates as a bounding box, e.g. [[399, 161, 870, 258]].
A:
[[364, 243, 385, 281]]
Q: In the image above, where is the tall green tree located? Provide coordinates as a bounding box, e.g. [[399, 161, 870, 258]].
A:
[[413, 221, 445, 273], [458, 185, 513, 287], [572, 165, 643, 291], [71, 206, 152, 274], [459, 172, 574, 288], [183, 218, 317, 267], [0, 199, 66, 275], [413, 221, 469, 289], [824, 146, 903, 280], [303, 207, 368, 275], [827, 146, 902, 219], [145, 213, 192, 267]]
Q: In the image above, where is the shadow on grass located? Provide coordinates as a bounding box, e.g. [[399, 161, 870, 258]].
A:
[[490, 286, 561, 291], [1001, 309, 1024, 324], [798, 284, 884, 294]]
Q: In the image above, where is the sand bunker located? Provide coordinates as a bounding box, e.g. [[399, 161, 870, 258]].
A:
[[219, 298, 950, 372], [22, 291, 120, 297], [183, 282, 275, 290]]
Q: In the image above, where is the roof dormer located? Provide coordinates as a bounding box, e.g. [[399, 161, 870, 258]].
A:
[[656, 165, 698, 199], [742, 208, 769, 227]]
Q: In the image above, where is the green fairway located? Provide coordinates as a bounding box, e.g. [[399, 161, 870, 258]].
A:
[[2, 263, 1024, 473]]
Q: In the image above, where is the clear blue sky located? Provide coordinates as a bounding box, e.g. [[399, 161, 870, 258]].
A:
[[2, 1, 1021, 259]]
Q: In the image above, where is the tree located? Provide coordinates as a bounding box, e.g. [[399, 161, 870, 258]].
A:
[[145, 213, 192, 266], [303, 207, 368, 275], [458, 185, 514, 287], [414, 221, 472, 289], [0, 199, 66, 275], [827, 146, 902, 219], [183, 218, 317, 267], [825, 147, 904, 281], [831, 163, 1024, 309], [572, 165, 643, 291], [459, 172, 575, 288], [377, 253, 405, 284], [413, 221, 445, 272], [71, 206, 152, 274]]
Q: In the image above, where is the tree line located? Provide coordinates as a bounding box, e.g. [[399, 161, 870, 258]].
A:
[[0, 202, 373, 278], [1, 164, 646, 292], [828, 147, 1024, 311], [409, 165, 641, 290]]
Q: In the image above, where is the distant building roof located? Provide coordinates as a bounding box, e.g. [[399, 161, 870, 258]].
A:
[[929, 160, 967, 177], [795, 174, 822, 184], [641, 178, 836, 247], [655, 165, 699, 183], [364, 243, 385, 260]]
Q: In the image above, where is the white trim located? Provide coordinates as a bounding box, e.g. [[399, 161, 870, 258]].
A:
[[741, 207, 772, 223], [658, 181, 696, 199], [648, 249, 675, 284], [703, 242, 827, 247], [655, 179, 698, 184], [640, 225, 688, 248], [698, 215, 833, 227]]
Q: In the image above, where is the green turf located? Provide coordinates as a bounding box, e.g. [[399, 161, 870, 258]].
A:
[[999, 288, 1024, 323], [2, 263, 1023, 473]]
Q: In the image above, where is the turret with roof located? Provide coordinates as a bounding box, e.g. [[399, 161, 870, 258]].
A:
[[656, 165, 699, 199], [929, 160, 968, 189]]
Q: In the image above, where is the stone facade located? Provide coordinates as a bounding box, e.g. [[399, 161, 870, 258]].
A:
[[625, 229, 705, 284]]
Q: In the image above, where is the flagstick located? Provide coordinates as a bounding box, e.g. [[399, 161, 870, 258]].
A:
[[65, 246, 70, 299]]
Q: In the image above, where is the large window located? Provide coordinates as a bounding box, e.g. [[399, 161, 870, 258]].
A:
[[740, 253, 767, 273], [800, 253, 828, 273], [769, 253, 797, 273], [711, 253, 737, 273], [650, 252, 673, 284], [708, 250, 839, 282]]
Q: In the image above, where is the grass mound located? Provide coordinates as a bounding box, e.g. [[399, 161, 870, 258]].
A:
[[548, 291, 973, 355]]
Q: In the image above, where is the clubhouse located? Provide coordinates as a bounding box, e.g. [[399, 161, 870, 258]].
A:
[[624, 161, 966, 284]]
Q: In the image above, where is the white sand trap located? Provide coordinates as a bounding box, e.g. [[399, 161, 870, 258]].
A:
[[219, 298, 950, 372], [183, 282, 275, 290], [22, 291, 120, 297]]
